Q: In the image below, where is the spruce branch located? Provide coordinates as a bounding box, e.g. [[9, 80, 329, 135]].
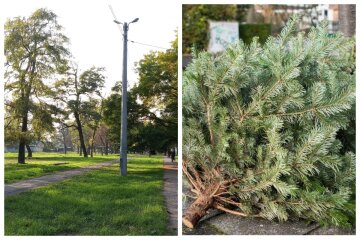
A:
[[183, 16, 355, 229]]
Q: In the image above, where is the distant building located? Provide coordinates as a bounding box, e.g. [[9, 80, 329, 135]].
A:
[[252, 4, 340, 33], [316, 4, 339, 33], [4, 145, 17, 153], [5, 141, 44, 153]]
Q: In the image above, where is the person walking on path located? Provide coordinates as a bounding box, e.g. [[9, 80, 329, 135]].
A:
[[171, 149, 176, 162]]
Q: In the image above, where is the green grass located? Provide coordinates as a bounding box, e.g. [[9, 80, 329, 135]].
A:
[[5, 152, 118, 183], [5, 155, 171, 235]]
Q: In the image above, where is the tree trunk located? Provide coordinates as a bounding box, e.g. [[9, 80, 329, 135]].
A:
[[63, 136, 67, 155], [90, 128, 97, 158], [105, 141, 108, 155], [183, 195, 214, 229], [17, 57, 35, 164], [74, 111, 88, 158], [18, 112, 28, 164], [339, 4, 356, 37], [26, 144, 33, 158], [18, 84, 32, 164]]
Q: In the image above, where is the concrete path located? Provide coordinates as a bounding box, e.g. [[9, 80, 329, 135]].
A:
[[5, 160, 118, 197], [163, 156, 178, 235]]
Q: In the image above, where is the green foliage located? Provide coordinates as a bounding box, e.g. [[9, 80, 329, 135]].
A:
[[5, 8, 70, 78], [134, 37, 178, 149], [5, 155, 170, 235], [183, 16, 355, 227], [102, 91, 146, 152], [103, 36, 178, 153], [79, 67, 105, 96], [239, 24, 271, 45], [135, 39, 177, 113]]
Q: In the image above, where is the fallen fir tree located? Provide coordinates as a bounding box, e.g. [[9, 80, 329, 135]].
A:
[[182, 16, 355, 229]]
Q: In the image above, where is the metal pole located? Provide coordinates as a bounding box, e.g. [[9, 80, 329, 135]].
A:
[[120, 22, 128, 176]]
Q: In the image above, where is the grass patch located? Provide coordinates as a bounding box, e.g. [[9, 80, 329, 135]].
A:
[[5, 152, 118, 183], [5, 155, 171, 235]]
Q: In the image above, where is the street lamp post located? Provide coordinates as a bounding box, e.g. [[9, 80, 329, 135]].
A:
[[114, 17, 139, 176]]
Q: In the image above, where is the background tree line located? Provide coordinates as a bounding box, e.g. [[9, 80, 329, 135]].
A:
[[4, 8, 178, 163]]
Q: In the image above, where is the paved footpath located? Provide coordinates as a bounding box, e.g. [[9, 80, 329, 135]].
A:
[[5, 160, 118, 197], [163, 156, 178, 235]]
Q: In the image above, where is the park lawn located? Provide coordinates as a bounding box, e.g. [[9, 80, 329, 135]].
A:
[[5, 152, 119, 184], [5, 155, 170, 236]]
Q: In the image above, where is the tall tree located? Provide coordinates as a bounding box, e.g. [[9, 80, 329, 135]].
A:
[[5, 8, 70, 163], [58, 122, 74, 154], [83, 98, 102, 157], [95, 124, 110, 155], [55, 65, 105, 158]]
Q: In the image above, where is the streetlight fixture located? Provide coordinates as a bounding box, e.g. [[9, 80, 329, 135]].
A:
[[130, 18, 139, 23], [113, 17, 139, 176]]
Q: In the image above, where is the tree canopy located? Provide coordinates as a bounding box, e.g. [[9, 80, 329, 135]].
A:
[[103, 35, 178, 154]]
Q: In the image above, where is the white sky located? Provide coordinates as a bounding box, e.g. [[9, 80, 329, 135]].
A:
[[3, 0, 179, 96]]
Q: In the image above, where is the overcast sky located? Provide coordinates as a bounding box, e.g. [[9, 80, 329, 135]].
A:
[[3, 0, 179, 96]]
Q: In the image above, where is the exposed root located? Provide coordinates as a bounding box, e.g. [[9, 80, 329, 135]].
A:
[[182, 161, 262, 228]]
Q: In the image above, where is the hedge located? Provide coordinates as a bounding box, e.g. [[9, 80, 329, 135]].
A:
[[239, 23, 271, 45]]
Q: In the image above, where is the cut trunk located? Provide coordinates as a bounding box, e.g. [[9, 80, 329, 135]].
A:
[[183, 195, 214, 229], [26, 144, 32, 158]]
